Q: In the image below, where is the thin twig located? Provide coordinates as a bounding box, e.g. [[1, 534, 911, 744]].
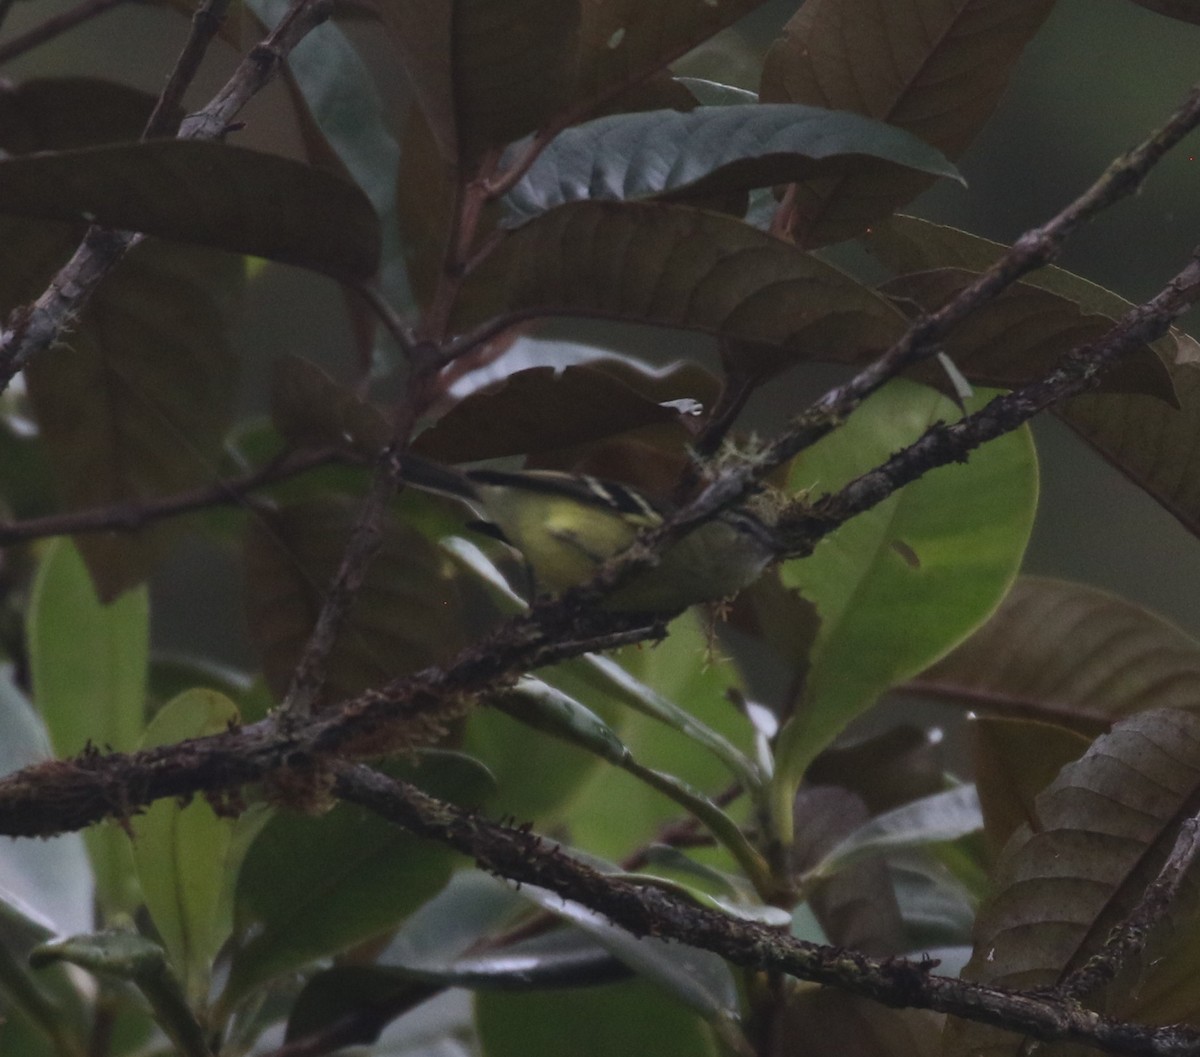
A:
[[0, 0, 128, 64], [348, 281, 420, 363], [1057, 816, 1200, 1002], [0, 448, 347, 545], [142, 0, 233, 139]]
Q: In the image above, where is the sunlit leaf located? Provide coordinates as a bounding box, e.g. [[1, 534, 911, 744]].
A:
[[28, 539, 145, 916], [773, 380, 1037, 805], [504, 104, 959, 223], [760, 0, 1055, 245], [243, 497, 464, 704], [918, 576, 1200, 730], [947, 708, 1200, 1056]]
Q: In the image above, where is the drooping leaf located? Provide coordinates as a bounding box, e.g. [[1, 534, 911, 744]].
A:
[[128, 689, 263, 1005], [918, 576, 1200, 731], [28, 539, 146, 915], [760, 0, 1056, 245], [25, 238, 242, 599], [223, 754, 489, 1013], [270, 353, 391, 457], [0, 141, 379, 281], [457, 201, 906, 376], [503, 104, 959, 224], [243, 497, 464, 705], [946, 708, 1200, 1056], [773, 379, 1038, 806]]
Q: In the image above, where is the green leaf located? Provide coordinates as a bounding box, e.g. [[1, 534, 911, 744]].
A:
[[459, 201, 905, 377], [28, 539, 147, 917], [476, 979, 720, 1057], [129, 690, 261, 1005], [773, 380, 1037, 811], [946, 709, 1200, 1056], [0, 141, 379, 281], [760, 0, 1056, 246], [222, 754, 489, 1013], [31, 931, 209, 1057], [243, 497, 465, 704], [803, 786, 982, 883], [919, 576, 1200, 730], [509, 882, 739, 1025], [0, 663, 94, 940], [504, 104, 960, 223]]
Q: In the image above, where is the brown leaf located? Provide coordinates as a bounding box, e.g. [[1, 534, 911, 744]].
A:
[[457, 201, 906, 372], [412, 363, 700, 464], [24, 238, 242, 600], [0, 141, 380, 281], [791, 785, 906, 955], [947, 709, 1200, 1055], [379, 0, 579, 167], [880, 268, 1176, 403], [769, 983, 942, 1057], [244, 498, 464, 704], [917, 576, 1200, 732], [970, 716, 1093, 860], [760, 0, 1056, 246]]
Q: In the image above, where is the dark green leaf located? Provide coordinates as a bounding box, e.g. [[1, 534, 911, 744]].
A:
[[504, 104, 960, 223]]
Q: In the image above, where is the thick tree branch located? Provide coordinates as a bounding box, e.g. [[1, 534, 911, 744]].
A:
[[331, 764, 1200, 1057]]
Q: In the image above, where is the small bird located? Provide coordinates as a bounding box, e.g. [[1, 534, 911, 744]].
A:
[[397, 455, 779, 612]]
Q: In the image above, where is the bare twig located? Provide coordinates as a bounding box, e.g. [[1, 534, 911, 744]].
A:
[[348, 281, 420, 363], [0, 447, 346, 544], [1057, 816, 1200, 1002], [142, 0, 233, 139], [0, 0, 129, 63]]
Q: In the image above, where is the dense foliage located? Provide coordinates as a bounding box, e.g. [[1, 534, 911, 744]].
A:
[[2, 2, 1200, 1056]]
